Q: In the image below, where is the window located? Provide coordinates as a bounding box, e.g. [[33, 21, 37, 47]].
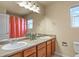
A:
[[27, 18, 33, 29], [70, 6, 79, 27]]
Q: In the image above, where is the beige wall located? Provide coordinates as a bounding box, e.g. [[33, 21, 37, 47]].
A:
[[45, 1, 79, 56], [0, 7, 6, 14], [27, 1, 79, 56]]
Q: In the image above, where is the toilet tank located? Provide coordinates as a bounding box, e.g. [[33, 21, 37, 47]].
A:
[[73, 41, 79, 53]]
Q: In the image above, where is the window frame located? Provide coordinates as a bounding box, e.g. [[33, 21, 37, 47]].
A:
[[70, 6, 79, 28], [27, 18, 33, 30]]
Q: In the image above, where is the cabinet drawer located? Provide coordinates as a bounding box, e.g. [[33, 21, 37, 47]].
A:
[[47, 40, 51, 45], [24, 46, 36, 57], [37, 42, 46, 49]]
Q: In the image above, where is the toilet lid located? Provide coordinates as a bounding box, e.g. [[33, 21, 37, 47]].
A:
[[75, 54, 79, 57]]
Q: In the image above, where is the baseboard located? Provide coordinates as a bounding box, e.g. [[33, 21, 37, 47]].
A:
[[55, 52, 69, 57]]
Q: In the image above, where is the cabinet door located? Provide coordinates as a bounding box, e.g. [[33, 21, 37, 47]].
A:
[[37, 42, 46, 57], [24, 46, 36, 57], [52, 39, 55, 55], [10, 52, 23, 57], [47, 40, 52, 57], [37, 47, 46, 57]]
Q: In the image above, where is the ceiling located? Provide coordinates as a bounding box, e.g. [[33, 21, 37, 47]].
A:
[[0, 1, 53, 16], [39, 1, 53, 6]]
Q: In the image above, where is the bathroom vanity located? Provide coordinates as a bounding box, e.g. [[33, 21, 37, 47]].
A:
[[0, 36, 56, 57]]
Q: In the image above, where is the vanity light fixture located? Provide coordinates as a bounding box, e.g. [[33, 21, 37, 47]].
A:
[[17, 1, 40, 13], [17, 1, 26, 7]]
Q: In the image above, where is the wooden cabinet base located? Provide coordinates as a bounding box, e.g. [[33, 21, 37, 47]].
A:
[[37, 47, 46, 57], [37, 42, 46, 57], [27, 53, 36, 57], [24, 46, 36, 57], [10, 52, 23, 57], [9, 38, 56, 57]]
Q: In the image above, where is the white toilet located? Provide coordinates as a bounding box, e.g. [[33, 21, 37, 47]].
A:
[[73, 41, 79, 57]]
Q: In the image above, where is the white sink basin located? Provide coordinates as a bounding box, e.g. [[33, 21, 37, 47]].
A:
[[1, 41, 27, 50]]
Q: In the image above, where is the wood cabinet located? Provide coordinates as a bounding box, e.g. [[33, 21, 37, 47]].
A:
[[47, 40, 52, 57], [9, 38, 55, 57], [37, 42, 46, 57], [24, 46, 36, 57], [27, 53, 36, 57]]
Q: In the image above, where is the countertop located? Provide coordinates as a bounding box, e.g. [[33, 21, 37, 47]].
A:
[[0, 35, 56, 57]]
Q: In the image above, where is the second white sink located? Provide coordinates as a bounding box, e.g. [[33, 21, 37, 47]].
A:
[[1, 41, 27, 50]]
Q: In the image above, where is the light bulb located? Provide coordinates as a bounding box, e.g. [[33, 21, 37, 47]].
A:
[[17, 1, 40, 13], [36, 6, 40, 13], [32, 4, 36, 12], [28, 1, 32, 7], [33, 6, 40, 13], [32, 4, 37, 10], [22, 1, 26, 5], [24, 4, 29, 9], [17, 2, 24, 7], [24, 1, 33, 10], [35, 10, 40, 13], [36, 6, 40, 11], [17, 1, 26, 7]]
